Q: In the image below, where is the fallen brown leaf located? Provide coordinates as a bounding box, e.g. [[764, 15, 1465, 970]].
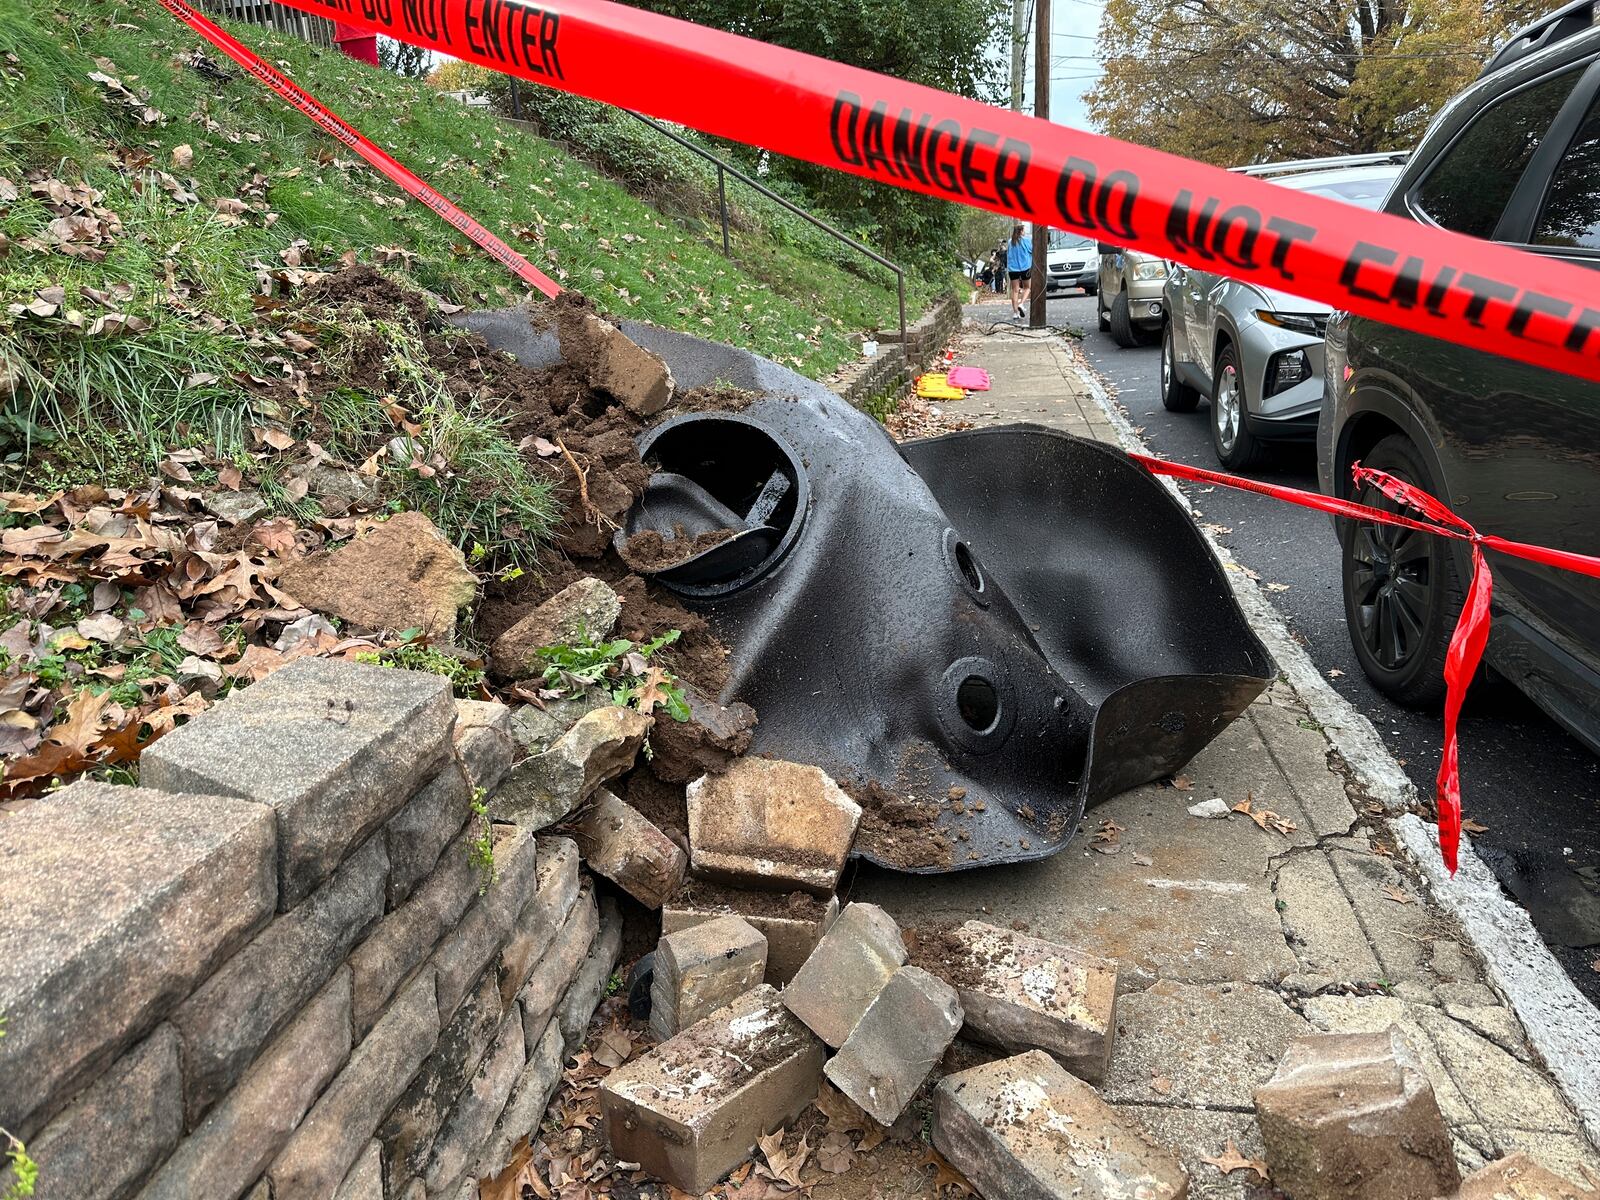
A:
[[756, 1129, 809, 1190], [1200, 1139, 1268, 1181], [1462, 818, 1489, 834], [1170, 774, 1194, 791], [921, 1146, 976, 1197], [1382, 884, 1415, 905], [816, 1130, 855, 1175]]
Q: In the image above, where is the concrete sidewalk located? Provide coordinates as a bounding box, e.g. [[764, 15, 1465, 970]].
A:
[[858, 326, 1600, 1196]]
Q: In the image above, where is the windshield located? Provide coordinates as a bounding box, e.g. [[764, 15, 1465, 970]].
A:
[[1048, 229, 1097, 250], [1285, 167, 1402, 211]]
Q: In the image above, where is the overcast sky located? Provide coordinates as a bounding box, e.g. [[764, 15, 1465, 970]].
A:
[[1012, 0, 1107, 131]]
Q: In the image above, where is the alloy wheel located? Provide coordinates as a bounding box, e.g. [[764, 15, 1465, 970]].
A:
[[1214, 364, 1241, 451], [1348, 516, 1432, 670]]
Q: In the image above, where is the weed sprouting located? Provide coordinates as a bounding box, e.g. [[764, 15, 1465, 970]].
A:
[[535, 630, 690, 721], [467, 787, 496, 894]]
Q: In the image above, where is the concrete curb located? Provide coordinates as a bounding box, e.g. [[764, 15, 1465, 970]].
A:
[[1067, 335, 1600, 1151], [1394, 814, 1600, 1147]]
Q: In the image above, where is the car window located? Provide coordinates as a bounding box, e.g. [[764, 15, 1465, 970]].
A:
[[1293, 172, 1400, 211], [1533, 91, 1600, 251], [1413, 68, 1581, 239]]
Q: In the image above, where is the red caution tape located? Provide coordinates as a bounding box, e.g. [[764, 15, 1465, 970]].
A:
[[156, 0, 560, 298], [1131, 453, 1600, 873], [256, 0, 1600, 384]]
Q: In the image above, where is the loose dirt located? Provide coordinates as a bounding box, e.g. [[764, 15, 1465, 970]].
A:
[[303, 268, 740, 701], [617, 527, 737, 572], [843, 778, 954, 870], [670, 875, 833, 921]]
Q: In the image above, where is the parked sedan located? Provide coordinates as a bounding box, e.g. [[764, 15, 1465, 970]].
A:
[[1160, 156, 1404, 468], [1320, 0, 1600, 743]]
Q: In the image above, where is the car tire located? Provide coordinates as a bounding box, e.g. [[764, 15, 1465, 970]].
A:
[[1109, 291, 1140, 348], [1341, 434, 1462, 708], [1160, 320, 1201, 413], [1209, 342, 1263, 469]]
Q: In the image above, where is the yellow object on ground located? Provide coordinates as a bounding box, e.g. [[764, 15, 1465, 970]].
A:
[[916, 373, 965, 400]]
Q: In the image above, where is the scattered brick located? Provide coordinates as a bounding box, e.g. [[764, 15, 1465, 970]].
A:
[[1457, 1152, 1599, 1200], [934, 1050, 1188, 1200], [650, 915, 768, 1040], [825, 965, 962, 1125], [685, 758, 861, 895], [916, 920, 1118, 1085], [602, 986, 825, 1195], [663, 884, 839, 984], [1254, 1027, 1459, 1200], [571, 788, 687, 909], [783, 903, 906, 1049]]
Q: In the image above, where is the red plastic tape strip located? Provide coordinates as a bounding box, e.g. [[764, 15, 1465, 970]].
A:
[[157, 0, 560, 298], [1131, 452, 1600, 873], [265, 0, 1600, 383]]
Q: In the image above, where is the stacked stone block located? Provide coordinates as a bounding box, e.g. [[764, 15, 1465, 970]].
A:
[[0, 658, 618, 1200]]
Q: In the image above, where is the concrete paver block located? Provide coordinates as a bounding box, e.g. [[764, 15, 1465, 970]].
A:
[[783, 903, 906, 1048], [1254, 1027, 1460, 1200], [0, 781, 275, 1140], [490, 577, 622, 681], [934, 1050, 1188, 1200], [1455, 1151, 1599, 1200], [686, 758, 861, 894], [601, 985, 824, 1194], [572, 788, 687, 909], [650, 915, 768, 1040], [140, 656, 454, 909], [662, 887, 839, 984], [826, 965, 962, 1125], [925, 920, 1117, 1085]]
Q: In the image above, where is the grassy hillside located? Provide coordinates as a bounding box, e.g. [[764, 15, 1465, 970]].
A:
[[0, 0, 938, 484]]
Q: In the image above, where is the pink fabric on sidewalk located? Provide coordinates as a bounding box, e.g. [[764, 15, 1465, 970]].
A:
[[946, 366, 991, 391]]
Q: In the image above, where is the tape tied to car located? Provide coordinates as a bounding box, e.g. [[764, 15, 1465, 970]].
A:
[[150, 1, 1600, 873], [1132, 452, 1600, 875], [254, 0, 1600, 384], [155, 0, 561, 298]]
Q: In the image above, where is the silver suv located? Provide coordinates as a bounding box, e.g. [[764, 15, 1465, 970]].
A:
[[1159, 155, 1405, 468]]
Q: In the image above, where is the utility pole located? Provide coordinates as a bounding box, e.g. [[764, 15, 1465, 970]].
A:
[[1028, 0, 1050, 328], [1009, 0, 1028, 110]]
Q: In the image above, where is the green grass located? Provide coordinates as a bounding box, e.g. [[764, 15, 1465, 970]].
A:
[[0, 0, 941, 492]]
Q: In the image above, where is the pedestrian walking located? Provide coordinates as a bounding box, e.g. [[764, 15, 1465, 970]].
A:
[[989, 245, 1006, 294], [1006, 225, 1033, 318]]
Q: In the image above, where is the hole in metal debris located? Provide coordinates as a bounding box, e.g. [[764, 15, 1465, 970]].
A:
[[956, 675, 1000, 733]]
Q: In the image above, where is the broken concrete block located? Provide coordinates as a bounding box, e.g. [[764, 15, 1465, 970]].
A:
[[492, 706, 652, 831], [1188, 797, 1231, 819], [826, 965, 961, 1125], [276, 510, 478, 639], [920, 921, 1118, 1085], [572, 788, 687, 909], [141, 655, 454, 909], [686, 758, 862, 895], [601, 986, 824, 1194], [558, 306, 675, 417], [490, 577, 622, 680], [783, 902, 906, 1048], [1254, 1027, 1460, 1200], [508, 694, 610, 757], [646, 684, 757, 783], [650, 915, 768, 1040], [1455, 1152, 1599, 1200], [934, 1050, 1188, 1200], [663, 884, 839, 984]]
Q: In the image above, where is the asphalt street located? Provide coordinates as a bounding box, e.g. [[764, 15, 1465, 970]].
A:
[[981, 290, 1600, 1006]]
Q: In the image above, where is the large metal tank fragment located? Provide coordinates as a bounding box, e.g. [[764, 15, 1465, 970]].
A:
[[457, 310, 1275, 873]]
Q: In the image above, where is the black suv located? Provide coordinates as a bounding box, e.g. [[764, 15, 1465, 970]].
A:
[[1318, 0, 1600, 751]]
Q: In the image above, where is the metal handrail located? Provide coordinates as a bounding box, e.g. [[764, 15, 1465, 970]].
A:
[[622, 109, 908, 347]]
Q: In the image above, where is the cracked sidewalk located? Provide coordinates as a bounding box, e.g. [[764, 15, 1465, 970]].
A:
[[858, 325, 1600, 1197]]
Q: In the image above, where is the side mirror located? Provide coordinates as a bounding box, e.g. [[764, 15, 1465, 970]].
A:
[[1097, 242, 1119, 255]]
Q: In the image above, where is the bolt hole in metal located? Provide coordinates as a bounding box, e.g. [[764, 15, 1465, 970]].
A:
[[955, 540, 984, 593], [956, 675, 1001, 733]]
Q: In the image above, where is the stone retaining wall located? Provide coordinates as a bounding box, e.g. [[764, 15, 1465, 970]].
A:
[[0, 657, 620, 1200], [832, 294, 963, 413]]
